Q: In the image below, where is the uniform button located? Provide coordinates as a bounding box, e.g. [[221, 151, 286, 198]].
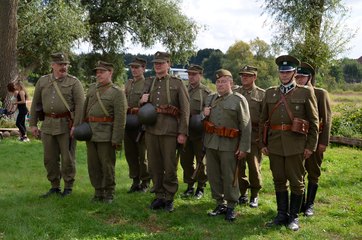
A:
[[157, 98, 159, 100], [157, 92, 160, 95]]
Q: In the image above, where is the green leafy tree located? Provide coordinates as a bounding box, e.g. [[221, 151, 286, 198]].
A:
[[202, 50, 224, 83], [81, 0, 199, 64], [261, 0, 356, 70], [17, 0, 88, 79], [222, 41, 254, 85]]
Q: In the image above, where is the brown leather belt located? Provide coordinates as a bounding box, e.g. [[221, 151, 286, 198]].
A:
[[127, 107, 139, 115], [270, 124, 292, 131], [45, 112, 70, 118], [204, 120, 240, 138], [85, 116, 114, 122]]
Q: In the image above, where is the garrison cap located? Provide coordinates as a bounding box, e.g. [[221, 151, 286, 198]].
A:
[[129, 57, 147, 67], [94, 61, 114, 71], [297, 62, 315, 77], [215, 69, 232, 80], [51, 52, 70, 64], [187, 64, 203, 74], [275, 55, 300, 72], [152, 51, 171, 63], [239, 65, 258, 75]]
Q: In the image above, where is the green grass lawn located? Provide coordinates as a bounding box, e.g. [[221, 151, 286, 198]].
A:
[[0, 138, 361, 240]]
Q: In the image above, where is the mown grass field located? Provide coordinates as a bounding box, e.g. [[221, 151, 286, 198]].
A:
[[0, 138, 361, 240]]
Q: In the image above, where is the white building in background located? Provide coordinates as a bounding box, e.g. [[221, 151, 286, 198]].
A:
[[170, 68, 188, 81]]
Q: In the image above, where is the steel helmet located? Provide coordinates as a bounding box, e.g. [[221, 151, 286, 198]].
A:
[[189, 114, 203, 133], [138, 103, 157, 125], [74, 122, 92, 141], [126, 114, 140, 130]]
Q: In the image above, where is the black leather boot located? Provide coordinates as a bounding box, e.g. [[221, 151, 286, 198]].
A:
[[266, 191, 289, 227], [288, 193, 303, 231], [305, 183, 318, 217]]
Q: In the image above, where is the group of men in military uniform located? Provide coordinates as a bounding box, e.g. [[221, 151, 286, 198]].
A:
[[30, 51, 331, 229]]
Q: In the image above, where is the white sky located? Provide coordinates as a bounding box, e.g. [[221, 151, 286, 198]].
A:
[[77, 0, 362, 59]]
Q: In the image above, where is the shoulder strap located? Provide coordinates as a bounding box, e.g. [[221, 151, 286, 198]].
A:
[[280, 93, 294, 121], [52, 79, 71, 113], [96, 89, 110, 117]]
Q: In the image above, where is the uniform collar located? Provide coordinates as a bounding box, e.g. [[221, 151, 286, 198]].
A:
[[280, 81, 296, 94]]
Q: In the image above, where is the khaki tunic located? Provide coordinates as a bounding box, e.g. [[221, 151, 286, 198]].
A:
[[83, 82, 127, 198], [29, 73, 84, 189], [305, 87, 332, 184], [180, 83, 211, 187], [124, 77, 150, 182], [144, 74, 190, 201], [259, 83, 319, 195], [204, 92, 251, 208], [234, 85, 265, 197]]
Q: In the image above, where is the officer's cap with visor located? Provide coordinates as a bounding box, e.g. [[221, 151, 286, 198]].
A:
[[94, 61, 114, 71], [239, 65, 258, 76], [275, 55, 300, 72], [296, 62, 315, 77], [129, 57, 147, 67], [187, 64, 204, 74]]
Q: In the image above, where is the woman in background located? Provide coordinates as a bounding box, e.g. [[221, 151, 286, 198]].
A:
[[7, 81, 29, 142]]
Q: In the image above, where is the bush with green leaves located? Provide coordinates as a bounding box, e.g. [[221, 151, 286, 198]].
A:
[[331, 103, 362, 138]]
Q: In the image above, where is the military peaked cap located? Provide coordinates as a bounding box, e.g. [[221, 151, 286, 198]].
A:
[[187, 64, 204, 74], [51, 52, 70, 64], [152, 51, 171, 63], [297, 62, 315, 77], [215, 69, 232, 79], [94, 61, 114, 71], [239, 65, 258, 75], [275, 55, 300, 72], [129, 57, 147, 67]]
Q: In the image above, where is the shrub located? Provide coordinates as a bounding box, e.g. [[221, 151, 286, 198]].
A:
[[331, 103, 362, 138]]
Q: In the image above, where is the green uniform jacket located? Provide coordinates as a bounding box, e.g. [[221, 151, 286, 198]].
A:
[[125, 77, 145, 108], [30, 73, 85, 134], [188, 83, 211, 140], [314, 87, 332, 146], [83, 82, 127, 144], [260, 85, 319, 156], [145, 74, 190, 136], [204, 92, 251, 153], [235, 85, 265, 144]]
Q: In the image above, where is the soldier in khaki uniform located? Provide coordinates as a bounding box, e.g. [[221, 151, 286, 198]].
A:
[[140, 51, 190, 212], [124, 57, 151, 193], [295, 62, 332, 217], [260, 55, 319, 231], [30, 52, 85, 197], [83, 61, 127, 203], [203, 69, 251, 222], [180, 64, 211, 199], [234, 65, 265, 208]]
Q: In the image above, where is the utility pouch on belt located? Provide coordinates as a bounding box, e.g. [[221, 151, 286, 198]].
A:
[[291, 117, 309, 135]]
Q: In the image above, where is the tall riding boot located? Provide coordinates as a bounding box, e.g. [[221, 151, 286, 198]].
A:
[[288, 193, 303, 231], [305, 183, 318, 217], [267, 191, 289, 227]]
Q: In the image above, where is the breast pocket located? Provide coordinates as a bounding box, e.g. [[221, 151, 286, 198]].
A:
[[223, 105, 238, 121], [169, 86, 178, 104], [100, 95, 114, 115], [290, 99, 305, 117], [59, 83, 73, 102]]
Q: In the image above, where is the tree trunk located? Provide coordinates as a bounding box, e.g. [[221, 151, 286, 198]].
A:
[[0, 0, 18, 105]]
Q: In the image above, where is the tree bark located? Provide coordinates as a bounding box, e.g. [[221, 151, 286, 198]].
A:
[[0, 0, 18, 105]]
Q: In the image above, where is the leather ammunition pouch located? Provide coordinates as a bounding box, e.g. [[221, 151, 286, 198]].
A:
[[203, 120, 239, 138], [84, 116, 114, 123], [156, 104, 180, 117], [291, 117, 309, 135]]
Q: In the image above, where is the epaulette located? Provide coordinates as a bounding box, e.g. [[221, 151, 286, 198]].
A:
[[255, 86, 266, 92], [67, 74, 78, 80], [233, 91, 244, 99], [199, 84, 212, 93]]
